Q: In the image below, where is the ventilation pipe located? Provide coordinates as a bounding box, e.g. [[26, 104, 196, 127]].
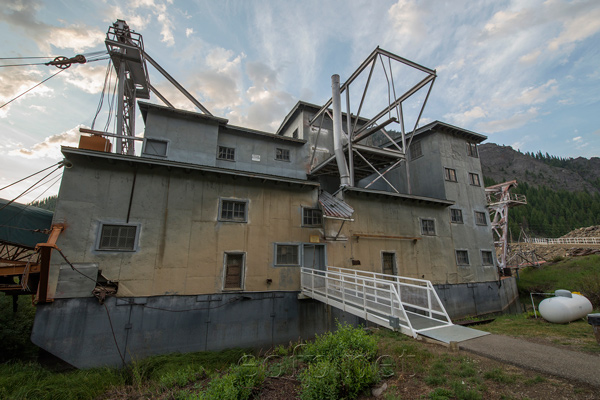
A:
[[331, 74, 351, 188]]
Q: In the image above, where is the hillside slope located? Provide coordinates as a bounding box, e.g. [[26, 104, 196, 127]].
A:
[[478, 143, 599, 193]]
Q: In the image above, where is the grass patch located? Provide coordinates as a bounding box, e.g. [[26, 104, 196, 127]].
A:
[[0, 293, 39, 362]]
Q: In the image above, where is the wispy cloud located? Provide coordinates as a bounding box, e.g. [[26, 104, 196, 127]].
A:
[[10, 125, 83, 159]]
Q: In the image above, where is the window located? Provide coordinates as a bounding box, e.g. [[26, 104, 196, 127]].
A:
[[475, 211, 487, 225], [382, 252, 396, 276], [469, 172, 481, 186], [444, 168, 457, 182], [143, 138, 168, 156], [450, 209, 463, 223], [223, 253, 244, 289], [421, 219, 435, 236], [302, 208, 323, 227], [217, 146, 235, 161], [98, 224, 138, 251], [276, 148, 290, 161], [275, 244, 300, 266], [292, 129, 299, 139], [219, 199, 248, 222], [409, 141, 422, 160], [467, 142, 478, 158], [456, 250, 470, 265], [482, 251, 494, 266]]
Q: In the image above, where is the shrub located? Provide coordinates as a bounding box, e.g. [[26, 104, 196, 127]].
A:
[[200, 359, 265, 400]]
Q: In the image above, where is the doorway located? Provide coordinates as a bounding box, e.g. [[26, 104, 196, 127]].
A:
[[303, 244, 326, 271]]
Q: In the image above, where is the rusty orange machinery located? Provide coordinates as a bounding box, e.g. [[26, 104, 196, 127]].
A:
[[0, 224, 64, 303]]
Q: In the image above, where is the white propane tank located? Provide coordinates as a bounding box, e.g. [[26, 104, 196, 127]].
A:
[[538, 290, 593, 324]]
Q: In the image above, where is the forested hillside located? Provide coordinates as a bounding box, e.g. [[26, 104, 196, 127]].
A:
[[29, 195, 57, 212], [480, 144, 600, 239]]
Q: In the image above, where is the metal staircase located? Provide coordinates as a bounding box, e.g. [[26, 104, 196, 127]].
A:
[[301, 266, 454, 338]]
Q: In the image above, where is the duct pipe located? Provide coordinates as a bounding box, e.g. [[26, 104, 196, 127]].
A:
[[331, 74, 351, 188]]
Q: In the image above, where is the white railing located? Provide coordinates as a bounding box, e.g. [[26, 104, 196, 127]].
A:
[[328, 267, 451, 326], [300, 266, 452, 338], [524, 237, 600, 245]]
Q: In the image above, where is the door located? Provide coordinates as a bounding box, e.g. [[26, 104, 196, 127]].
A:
[[303, 244, 326, 271], [382, 252, 396, 277], [224, 253, 244, 289]]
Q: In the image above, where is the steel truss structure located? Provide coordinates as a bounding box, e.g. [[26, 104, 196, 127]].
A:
[[308, 47, 436, 193], [486, 180, 527, 271], [104, 20, 211, 155]]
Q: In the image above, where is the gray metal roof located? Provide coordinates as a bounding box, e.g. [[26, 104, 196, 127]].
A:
[[319, 190, 354, 220]]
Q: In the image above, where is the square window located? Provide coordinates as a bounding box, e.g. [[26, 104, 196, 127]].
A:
[[456, 250, 470, 265], [450, 209, 463, 223], [276, 148, 290, 161], [275, 244, 300, 266], [219, 199, 248, 222], [444, 168, 457, 182], [469, 172, 481, 186], [475, 211, 487, 225], [98, 224, 137, 251], [217, 146, 235, 161], [467, 142, 478, 158], [143, 139, 168, 156], [409, 141, 422, 160], [421, 219, 436, 235], [302, 208, 323, 227], [482, 251, 494, 266]]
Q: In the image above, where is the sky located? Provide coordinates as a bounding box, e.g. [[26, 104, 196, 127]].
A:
[[1, 0, 599, 203]]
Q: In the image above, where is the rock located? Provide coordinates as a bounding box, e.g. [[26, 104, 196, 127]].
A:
[[371, 382, 388, 398]]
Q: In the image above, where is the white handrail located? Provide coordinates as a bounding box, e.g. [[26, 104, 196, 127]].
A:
[[524, 237, 600, 245]]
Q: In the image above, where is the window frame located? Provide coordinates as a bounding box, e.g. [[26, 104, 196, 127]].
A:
[[142, 138, 169, 157], [218, 198, 249, 223], [275, 147, 291, 162], [222, 252, 245, 290], [450, 208, 463, 224], [456, 250, 470, 266], [302, 207, 323, 227], [274, 243, 301, 267], [481, 250, 494, 266], [444, 167, 457, 182], [469, 172, 481, 186], [96, 222, 140, 252], [474, 211, 488, 226], [467, 142, 478, 158], [381, 251, 397, 276], [409, 141, 423, 160], [217, 145, 235, 161], [420, 218, 436, 236]]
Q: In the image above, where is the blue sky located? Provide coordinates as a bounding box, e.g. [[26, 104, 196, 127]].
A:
[[1, 0, 599, 203]]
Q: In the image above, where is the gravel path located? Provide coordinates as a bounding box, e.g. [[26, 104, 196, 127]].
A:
[[460, 334, 600, 387]]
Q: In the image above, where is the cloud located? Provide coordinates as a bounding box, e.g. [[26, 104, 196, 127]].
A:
[[388, 0, 428, 42], [478, 108, 539, 134], [444, 106, 487, 126], [185, 28, 194, 37], [10, 125, 83, 159], [0, 68, 53, 118], [548, 4, 600, 51], [63, 64, 109, 94], [45, 25, 105, 53], [515, 79, 559, 106], [573, 136, 583, 142]]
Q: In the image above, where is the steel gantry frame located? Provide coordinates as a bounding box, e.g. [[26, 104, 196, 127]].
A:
[[103, 20, 211, 155], [485, 180, 527, 271], [308, 47, 436, 194]]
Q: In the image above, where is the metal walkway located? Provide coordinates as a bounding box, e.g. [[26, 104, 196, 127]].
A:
[[300, 266, 488, 343]]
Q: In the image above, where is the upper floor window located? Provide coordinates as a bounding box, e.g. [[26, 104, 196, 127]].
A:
[[219, 199, 248, 222], [143, 138, 168, 157], [444, 168, 457, 182], [409, 141, 422, 160], [469, 172, 481, 186], [450, 208, 463, 223], [276, 148, 290, 161], [421, 219, 436, 236], [481, 251, 494, 266], [467, 142, 478, 158], [456, 250, 470, 265], [302, 208, 323, 227], [292, 129, 299, 139], [98, 224, 138, 251], [475, 211, 487, 226], [218, 146, 235, 161]]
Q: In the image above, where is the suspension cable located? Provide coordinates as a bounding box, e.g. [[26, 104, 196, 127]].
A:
[[0, 69, 66, 110], [0, 161, 62, 191]]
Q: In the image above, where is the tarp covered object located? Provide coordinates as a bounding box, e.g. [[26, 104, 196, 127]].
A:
[[0, 198, 53, 248]]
